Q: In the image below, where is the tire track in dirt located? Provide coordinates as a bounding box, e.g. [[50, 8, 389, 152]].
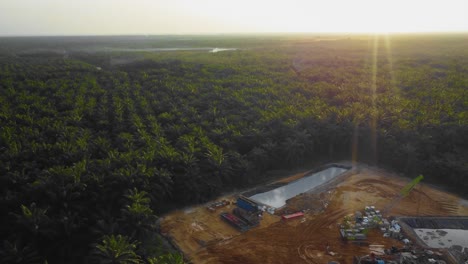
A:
[[297, 244, 321, 264], [301, 209, 347, 237]]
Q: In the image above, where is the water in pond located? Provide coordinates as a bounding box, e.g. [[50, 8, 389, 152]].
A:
[[415, 228, 468, 250], [249, 167, 348, 208]]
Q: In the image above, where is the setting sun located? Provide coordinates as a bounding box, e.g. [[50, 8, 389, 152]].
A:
[[0, 0, 467, 35]]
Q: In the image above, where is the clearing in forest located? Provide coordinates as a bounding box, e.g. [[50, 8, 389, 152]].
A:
[[160, 164, 468, 264]]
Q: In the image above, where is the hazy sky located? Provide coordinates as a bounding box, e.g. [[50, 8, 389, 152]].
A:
[[1, 0, 467, 35]]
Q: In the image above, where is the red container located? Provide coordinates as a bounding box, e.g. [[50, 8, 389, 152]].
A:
[[282, 212, 304, 220]]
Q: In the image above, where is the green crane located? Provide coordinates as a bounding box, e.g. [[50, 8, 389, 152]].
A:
[[382, 175, 424, 216]]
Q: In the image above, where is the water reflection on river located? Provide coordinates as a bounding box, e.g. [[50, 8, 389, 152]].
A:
[[103, 47, 237, 53]]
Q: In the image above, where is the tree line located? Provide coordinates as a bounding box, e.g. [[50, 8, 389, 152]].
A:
[[0, 35, 467, 263]]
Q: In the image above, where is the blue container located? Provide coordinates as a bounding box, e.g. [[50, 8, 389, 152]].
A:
[[237, 198, 257, 212]]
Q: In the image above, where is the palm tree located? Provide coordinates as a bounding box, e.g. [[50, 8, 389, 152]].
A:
[[148, 253, 185, 264], [204, 144, 232, 184], [93, 235, 141, 264], [282, 129, 312, 167], [15, 203, 53, 237], [281, 137, 303, 167], [205, 145, 226, 169], [0, 239, 42, 264], [247, 147, 268, 172], [120, 188, 158, 239]]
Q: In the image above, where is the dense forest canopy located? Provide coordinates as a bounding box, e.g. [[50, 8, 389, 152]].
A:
[[0, 34, 467, 263]]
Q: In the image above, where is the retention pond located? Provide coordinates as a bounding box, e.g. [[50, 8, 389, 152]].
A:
[[399, 217, 468, 252], [249, 166, 348, 208]]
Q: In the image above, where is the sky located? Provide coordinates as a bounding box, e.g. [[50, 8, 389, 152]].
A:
[[0, 0, 467, 36]]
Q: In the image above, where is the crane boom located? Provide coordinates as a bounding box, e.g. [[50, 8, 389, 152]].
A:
[[400, 175, 424, 197], [383, 175, 424, 216]]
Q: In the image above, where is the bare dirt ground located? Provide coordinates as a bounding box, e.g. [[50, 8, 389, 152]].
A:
[[160, 165, 468, 264]]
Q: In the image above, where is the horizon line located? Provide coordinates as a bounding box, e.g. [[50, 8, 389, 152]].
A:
[[1, 31, 468, 38]]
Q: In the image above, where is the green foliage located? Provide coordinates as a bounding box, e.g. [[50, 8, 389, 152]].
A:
[[148, 253, 185, 264], [0, 239, 42, 264], [0, 34, 467, 263], [93, 235, 141, 264]]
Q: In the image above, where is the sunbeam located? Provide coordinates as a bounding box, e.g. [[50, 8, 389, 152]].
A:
[[370, 34, 379, 164], [383, 34, 398, 95]]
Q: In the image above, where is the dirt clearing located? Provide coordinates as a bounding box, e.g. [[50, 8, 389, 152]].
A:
[[160, 165, 468, 263]]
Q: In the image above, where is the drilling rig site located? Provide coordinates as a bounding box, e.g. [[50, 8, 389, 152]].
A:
[[160, 164, 468, 264]]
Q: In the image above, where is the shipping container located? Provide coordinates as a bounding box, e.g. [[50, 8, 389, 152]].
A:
[[281, 212, 304, 220], [220, 212, 250, 232], [236, 197, 258, 212]]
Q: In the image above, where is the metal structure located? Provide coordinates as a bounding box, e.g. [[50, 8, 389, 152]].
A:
[[382, 175, 424, 216], [220, 212, 250, 232], [236, 196, 259, 213]]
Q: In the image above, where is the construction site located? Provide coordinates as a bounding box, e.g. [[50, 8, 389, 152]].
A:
[[159, 163, 468, 264]]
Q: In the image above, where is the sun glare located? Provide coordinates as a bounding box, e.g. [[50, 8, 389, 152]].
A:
[[181, 0, 468, 33], [0, 0, 467, 35]]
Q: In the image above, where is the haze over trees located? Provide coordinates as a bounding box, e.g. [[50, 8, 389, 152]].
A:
[[0, 34, 467, 263]]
